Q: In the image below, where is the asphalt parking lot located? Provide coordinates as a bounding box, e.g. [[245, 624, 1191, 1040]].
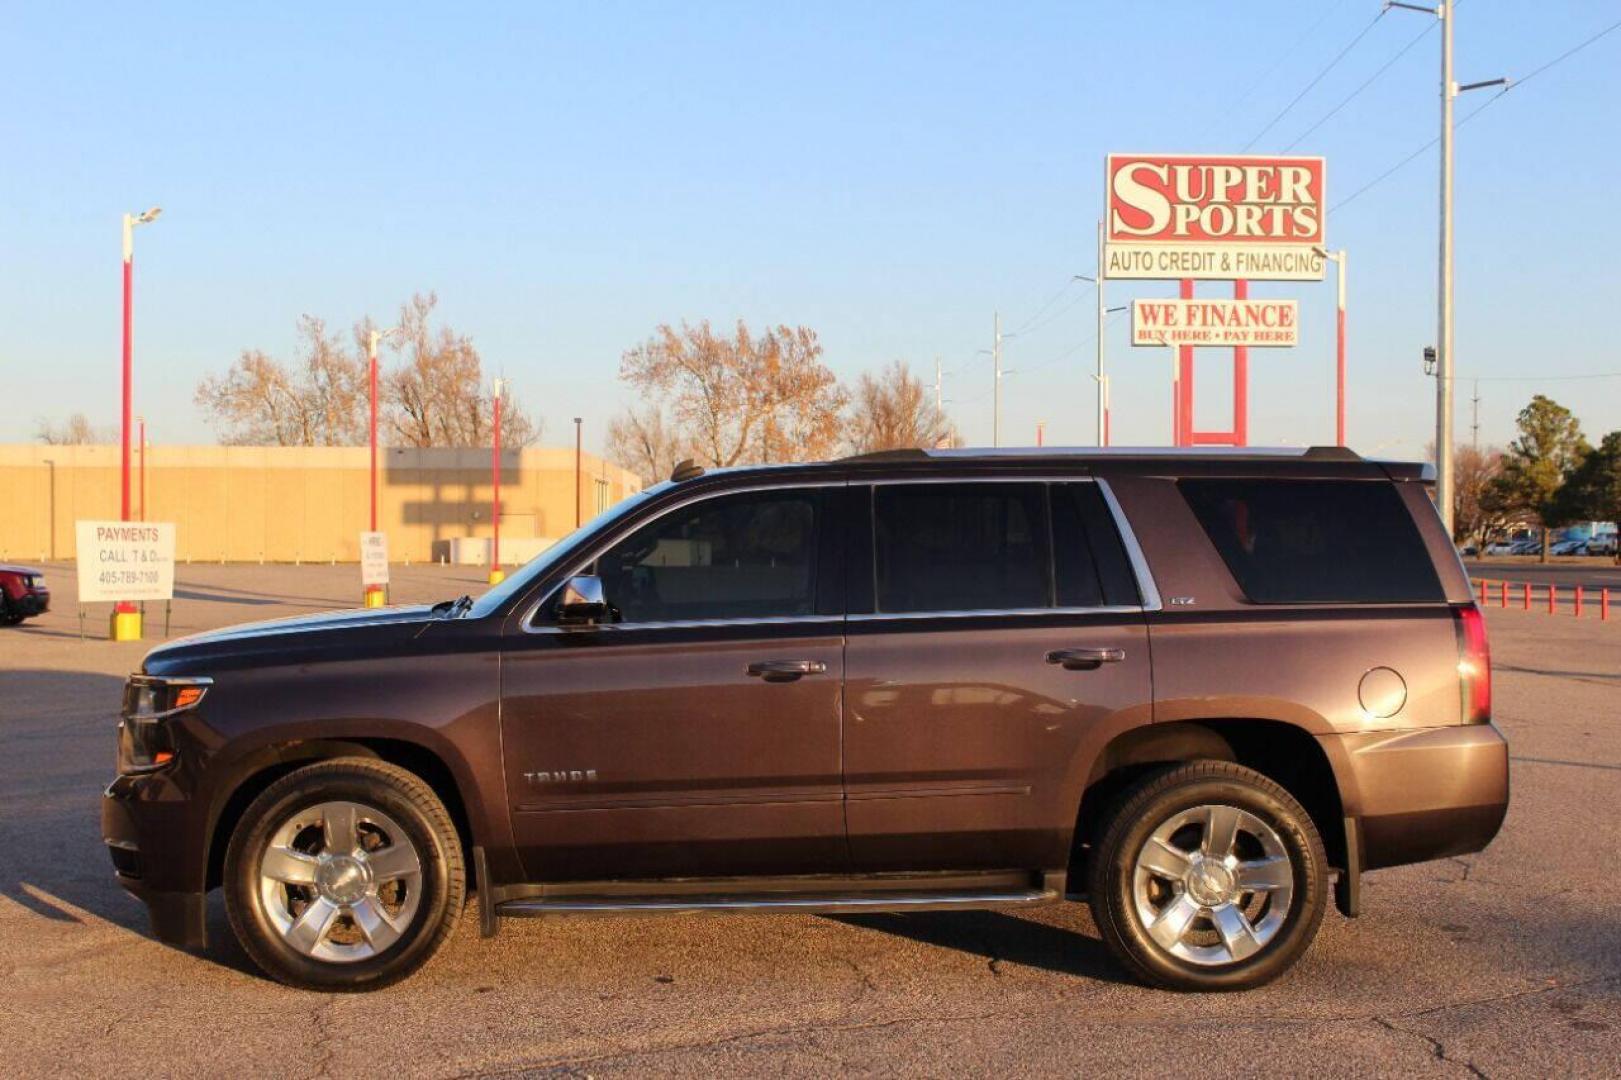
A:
[[2, 563, 1618, 1077]]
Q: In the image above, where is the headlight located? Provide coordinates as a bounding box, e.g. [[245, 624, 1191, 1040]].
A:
[[117, 675, 211, 774]]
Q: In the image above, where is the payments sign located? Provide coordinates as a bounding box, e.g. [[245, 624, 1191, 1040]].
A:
[[1132, 298, 1299, 348], [1106, 154, 1325, 281], [360, 531, 390, 586], [75, 521, 176, 603]]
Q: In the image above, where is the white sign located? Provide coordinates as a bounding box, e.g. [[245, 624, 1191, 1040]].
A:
[[1106, 242, 1324, 282], [360, 531, 390, 586], [1106, 153, 1326, 281], [1131, 298, 1300, 348], [75, 521, 176, 603]]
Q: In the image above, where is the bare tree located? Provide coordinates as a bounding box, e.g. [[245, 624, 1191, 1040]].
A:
[[34, 413, 116, 445], [196, 294, 540, 448], [619, 320, 846, 467], [196, 316, 366, 446], [382, 293, 540, 448], [606, 405, 690, 487], [846, 360, 955, 454], [1453, 444, 1507, 550]]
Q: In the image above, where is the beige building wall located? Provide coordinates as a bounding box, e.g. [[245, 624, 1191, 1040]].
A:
[[0, 444, 643, 565]]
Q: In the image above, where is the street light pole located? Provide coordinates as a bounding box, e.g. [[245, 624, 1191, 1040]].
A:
[[489, 379, 504, 585], [573, 417, 583, 528], [137, 415, 147, 521], [1096, 219, 1107, 446], [114, 206, 160, 641], [362, 327, 394, 607], [1316, 247, 1348, 446]]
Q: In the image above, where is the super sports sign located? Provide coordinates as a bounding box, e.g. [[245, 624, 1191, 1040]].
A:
[[1105, 154, 1326, 281]]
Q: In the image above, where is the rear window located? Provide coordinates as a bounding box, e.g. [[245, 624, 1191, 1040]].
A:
[[1179, 479, 1444, 604]]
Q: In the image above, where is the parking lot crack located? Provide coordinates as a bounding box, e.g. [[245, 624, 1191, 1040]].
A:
[[1373, 1016, 1487, 1078]]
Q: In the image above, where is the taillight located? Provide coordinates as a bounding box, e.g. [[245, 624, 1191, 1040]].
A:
[[1454, 604, 1491, 725]]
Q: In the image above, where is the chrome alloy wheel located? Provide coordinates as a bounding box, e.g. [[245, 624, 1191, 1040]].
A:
[[1131, 803, 1294, 967], [258, 800, 423, 963]]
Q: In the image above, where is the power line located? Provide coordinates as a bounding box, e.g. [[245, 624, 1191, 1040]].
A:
[[1333, 15, 1621, 213], [1242, 9, 1388, 152], [1468, 371, 1621, 383], [1221, 0, 1353, 129], [1282, 20, 1436, 151], [1008, 278, 1080, 336]]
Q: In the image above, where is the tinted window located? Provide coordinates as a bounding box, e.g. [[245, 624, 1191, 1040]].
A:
[[1052, 483, 1140, 608], [594, 490, 821, 622], [1180, 479, 1444, 603], [873, 483, 1050, 612]]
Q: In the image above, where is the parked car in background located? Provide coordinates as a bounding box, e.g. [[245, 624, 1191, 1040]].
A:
[[103, 447, 1508, 994], [1550, 538, 1588, 556], [0, 564, 50, 625]]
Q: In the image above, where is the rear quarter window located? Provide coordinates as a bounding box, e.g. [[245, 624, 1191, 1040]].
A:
[[1179, 478, 1445, 604]]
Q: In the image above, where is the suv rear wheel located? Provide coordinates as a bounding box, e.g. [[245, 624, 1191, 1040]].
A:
[[1088, 761, 1327, 991], [224, 758, 464, 991]]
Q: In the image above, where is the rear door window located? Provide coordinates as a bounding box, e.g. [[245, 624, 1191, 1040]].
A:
[[1179, 478, 1444, 603]]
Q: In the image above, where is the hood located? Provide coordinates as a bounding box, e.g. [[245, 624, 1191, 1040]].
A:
[[141, 603, 443, 674], [0, 564, 45, 577]]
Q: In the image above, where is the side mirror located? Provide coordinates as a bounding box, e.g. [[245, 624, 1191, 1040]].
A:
[[557, 574, 608, 624]]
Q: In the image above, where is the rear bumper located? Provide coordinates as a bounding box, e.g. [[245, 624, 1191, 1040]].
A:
[[1323, 723, 1510, 871], [102, 773, 208, 949]]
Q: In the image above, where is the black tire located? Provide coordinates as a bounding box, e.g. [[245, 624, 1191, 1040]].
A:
[[1088, 761, 1327, 992], [0, 597, 23, 625], [224, 758, 464, 991]]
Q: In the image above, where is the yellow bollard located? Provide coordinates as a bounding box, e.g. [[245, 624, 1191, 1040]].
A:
[[109, 604, 143, 641], [488, 568, 505, 585], [363, 585, 387, 608]]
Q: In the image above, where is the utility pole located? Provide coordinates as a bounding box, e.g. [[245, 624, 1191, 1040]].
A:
[[934, 356, 943, 414], [1471, 379, 1481, 448], [114, 206, 161, 641], [1391, 0, 1505, 536], [992, 312, 1003, 447]]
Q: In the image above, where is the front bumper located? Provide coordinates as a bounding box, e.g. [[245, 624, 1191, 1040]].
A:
[[101, 772, 208, 949], [1324, 722, 1510, 872], [14, 590, 48, 616]]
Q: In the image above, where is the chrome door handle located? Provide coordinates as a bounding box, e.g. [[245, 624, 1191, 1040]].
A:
[[1046, 647, 1126, 671], [747, 659, 829, 682]]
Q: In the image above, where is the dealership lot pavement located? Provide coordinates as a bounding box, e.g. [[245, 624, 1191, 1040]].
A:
[[2, 563, 1618, 1077]]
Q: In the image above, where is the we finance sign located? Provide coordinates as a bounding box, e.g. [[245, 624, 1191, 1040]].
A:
[[1106, 154, 1325, 281]]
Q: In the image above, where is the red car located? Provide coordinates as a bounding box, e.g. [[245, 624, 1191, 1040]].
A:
[[0, 564, 50, 624]]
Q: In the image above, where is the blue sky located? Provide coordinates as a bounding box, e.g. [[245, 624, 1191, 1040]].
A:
[[3, 1, 1618, 456]]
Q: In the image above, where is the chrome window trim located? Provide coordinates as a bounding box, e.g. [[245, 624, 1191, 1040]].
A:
[[520, 480, 845, 634], [520, 474, 1162, 632], [526, 614, 844, 635], [1095, 478, 1162, 612], [848, 606, 1144, 623]]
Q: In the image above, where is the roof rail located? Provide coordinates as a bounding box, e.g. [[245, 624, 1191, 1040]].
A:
[[840, 448, 930, 463], [1303, 445, 1362, 461]]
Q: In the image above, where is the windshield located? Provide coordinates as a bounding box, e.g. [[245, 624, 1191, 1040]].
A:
[[465, 486, 664, 619]]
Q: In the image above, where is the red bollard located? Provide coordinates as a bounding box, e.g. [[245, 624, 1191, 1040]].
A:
[[1522, 582, 1531, 610], [1500, 580, 1508, 607], [1549, 584, 1557, 614], [1479, 579, 1489, 605], [1603, 588, 1611, 622], [1575, 585, 1584, 619]]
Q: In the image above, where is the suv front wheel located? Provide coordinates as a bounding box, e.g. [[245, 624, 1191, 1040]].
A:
[[224, 758, 465, 991], [1088, 761, 1327, 991]]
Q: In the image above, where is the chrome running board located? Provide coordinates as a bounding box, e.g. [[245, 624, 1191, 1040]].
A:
[[496, 887, 1059, 918]]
